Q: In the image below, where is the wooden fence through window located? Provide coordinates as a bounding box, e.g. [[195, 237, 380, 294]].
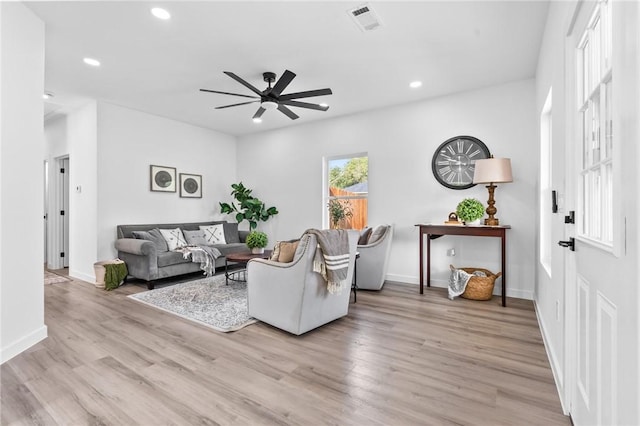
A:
[[329, 187, 368, 230]]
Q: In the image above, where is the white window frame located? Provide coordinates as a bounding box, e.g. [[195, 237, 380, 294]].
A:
[[575, 0, 618, 255], [323, 152, 368, 230]]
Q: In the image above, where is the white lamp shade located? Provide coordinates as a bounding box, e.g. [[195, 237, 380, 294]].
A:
[[473, 158, 513, 184]]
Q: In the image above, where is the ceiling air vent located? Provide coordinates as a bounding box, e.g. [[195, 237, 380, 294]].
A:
[[348, 4, 383, 32]]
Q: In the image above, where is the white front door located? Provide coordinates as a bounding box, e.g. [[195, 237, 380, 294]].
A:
[[564, 1, 639, 424]]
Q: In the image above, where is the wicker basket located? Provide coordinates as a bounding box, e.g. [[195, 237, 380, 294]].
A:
[[451, 265, 501, 301]]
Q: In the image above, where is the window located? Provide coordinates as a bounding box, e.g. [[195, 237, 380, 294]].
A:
[[577, 0, 613, 246], [325, 154, 368, 230]]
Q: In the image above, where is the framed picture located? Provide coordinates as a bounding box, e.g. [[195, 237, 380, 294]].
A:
[[150, 165, 176, 192], [179, 173, 202, 198]]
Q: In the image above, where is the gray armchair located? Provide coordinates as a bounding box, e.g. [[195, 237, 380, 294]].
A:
[[246, 230, 358, 335], [356, 224, 393, 290]]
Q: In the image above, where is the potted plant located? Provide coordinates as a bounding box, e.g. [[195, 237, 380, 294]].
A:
[[220, 182, 278, 230], [245, 231, 268, 254], [328, 199, 353, 229], [456, 198, 485, 225]]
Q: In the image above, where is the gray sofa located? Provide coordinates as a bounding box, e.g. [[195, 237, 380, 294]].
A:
[[115, 221, 249, 289]]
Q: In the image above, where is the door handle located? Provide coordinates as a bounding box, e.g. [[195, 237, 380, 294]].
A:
[[558, 237, 575, 251]]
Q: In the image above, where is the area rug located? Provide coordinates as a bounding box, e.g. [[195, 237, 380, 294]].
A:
[[44, 270, 71, 285], [127, 274, 256, 332]]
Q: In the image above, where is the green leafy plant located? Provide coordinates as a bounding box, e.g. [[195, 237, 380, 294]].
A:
[[245, 231, 268, 249], [328, 199, 353, 229], [456, 198, 485, 223], [219, 182, 278, 230]]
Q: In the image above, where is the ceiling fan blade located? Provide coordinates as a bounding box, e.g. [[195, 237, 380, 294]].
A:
[[277, 104, 299, 120], [253, 107, 266, 119], [224, 71, 264, 96], [279, 100, 329, 111], [279, 88, 332, 101], [214, 100, 260, 109], [200, 89, 259, 99], [270, 70, 296, 97]]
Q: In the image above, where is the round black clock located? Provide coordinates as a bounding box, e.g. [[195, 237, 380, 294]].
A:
[[431, 136, 491, 189]]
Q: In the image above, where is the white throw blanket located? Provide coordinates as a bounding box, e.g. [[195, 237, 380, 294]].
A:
[[448, 266, 487, 300], [176, 245, 222, 277]]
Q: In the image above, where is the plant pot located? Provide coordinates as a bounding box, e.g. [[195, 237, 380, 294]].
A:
[[466, 219, 482, 226], [251, 247, 265, 254]]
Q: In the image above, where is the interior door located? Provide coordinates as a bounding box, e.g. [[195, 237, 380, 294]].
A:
[[61, 157, 69, 268]]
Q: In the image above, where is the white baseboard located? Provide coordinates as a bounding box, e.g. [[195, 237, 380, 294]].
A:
[[384, 275, 533, 300], [1, 325, 48, 365], [534, 300, 568, 415], [69, 269, 94, 284]]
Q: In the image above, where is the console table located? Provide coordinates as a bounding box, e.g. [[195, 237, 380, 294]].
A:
[[416, 224, 511, 307]]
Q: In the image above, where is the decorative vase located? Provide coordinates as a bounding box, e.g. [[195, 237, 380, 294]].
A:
[[251, 247, 265, 254], [466, 218, 482, 226]]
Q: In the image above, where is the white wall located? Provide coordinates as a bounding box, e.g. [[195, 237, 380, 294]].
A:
[[533, 0, 572, 408], [0, 2, 47, 364], [96, 102, 237, 265], [237, 79, 538, 299], [44, 102, 237, 281]]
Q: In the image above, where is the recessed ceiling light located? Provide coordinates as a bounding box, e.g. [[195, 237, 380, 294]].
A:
[[43, 92, 54, 100], [151, 7, 171, 20], [410, 81, 422, 89], [83, 57, 101, 67], [252, 118, 262, 124]]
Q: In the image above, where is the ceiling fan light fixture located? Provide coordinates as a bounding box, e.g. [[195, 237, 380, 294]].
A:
[[252, 117, 262, 123], [261, 100, 278, 110]]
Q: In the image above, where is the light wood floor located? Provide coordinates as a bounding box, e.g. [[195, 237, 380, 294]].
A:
[[2, 274, 570, 425]]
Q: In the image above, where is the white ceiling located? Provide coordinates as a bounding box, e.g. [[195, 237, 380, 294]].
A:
[[29, 1, 549, 136]]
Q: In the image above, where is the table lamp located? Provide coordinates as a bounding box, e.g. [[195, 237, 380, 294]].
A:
[[472, 157, 513, 226]]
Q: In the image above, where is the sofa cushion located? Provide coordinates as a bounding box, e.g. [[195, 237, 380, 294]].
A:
[[132, 229, 168, 252], [159, 228, 187, 250], [200, 224, 226, 244], [223, 222, 240, 244], [214, 243, 248, 257], [157, 251, 191, 268], [183, 229, 208, 246]]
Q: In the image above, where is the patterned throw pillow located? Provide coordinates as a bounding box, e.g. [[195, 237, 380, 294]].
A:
[[159, 228, 188, 251], [199, 224, 226, 245], [183, 229, 208, 246]]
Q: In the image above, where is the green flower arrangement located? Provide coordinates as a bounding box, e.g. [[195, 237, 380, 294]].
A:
[[245, 231, 268, 249], [456, 198, 485, 224]]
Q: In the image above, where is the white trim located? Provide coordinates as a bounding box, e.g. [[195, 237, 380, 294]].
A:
[[69, 269, 95, 284], [0, 325, 48, 365], [534, 300, 569, 415]]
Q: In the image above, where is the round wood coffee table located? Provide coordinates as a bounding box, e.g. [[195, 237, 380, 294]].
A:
[[225, 250, 272, 284]]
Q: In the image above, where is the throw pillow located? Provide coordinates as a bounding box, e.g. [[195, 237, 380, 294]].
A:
[[183, 229, 208, 246], [222, 222, 240, 244], [358, 227, 372, 245], [132, 229, 168, 252], [159, 228, 188, 251], [270, 239, 300, 263], [200, 224, 226, 245], [277, 240, 299, 263], [368, 225, 387, 244]]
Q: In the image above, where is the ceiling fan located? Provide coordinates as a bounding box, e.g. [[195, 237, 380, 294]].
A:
[[200, 70, 332, 121]]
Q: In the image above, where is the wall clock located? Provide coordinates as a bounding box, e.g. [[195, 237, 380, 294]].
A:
[[431, 136, 491, 189]]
